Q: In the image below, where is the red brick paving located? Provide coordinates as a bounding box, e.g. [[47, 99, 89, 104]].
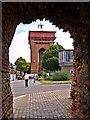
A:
[[11, 80, 73, 119]]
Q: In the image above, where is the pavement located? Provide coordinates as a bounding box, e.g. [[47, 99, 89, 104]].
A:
[[11, 79, 74, 119]]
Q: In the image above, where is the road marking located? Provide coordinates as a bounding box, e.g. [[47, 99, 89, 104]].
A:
[[13, 95, 26, 100]]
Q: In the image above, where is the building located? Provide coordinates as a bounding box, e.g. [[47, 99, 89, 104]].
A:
[[8, 63, 16, 80], [58, 49, 74, 76], [28, 30, 56, 73]]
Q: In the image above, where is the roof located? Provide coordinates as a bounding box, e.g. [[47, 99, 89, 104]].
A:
[[29, 30, 56, 33]]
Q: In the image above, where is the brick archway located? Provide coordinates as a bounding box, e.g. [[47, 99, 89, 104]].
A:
[[38, 48, 46, 72], [1, 2, 90, 119]]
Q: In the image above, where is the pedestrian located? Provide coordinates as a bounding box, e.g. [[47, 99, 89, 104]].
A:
[[24, 73, 29, 87], [33, 74, 36, 83], [33, 77, 35, 83]]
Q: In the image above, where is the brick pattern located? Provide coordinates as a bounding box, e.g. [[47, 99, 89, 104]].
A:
[[61, 66, 73, 72], [2, 3, 19, 119], [13, 90, 72, 119], [29, 31, 55, 73], [70, 35, 89, 118], [2, 41, 13, 119]]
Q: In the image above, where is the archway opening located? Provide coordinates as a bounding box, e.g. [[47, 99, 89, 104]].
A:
[[38, 48, 46, 72], [9, 18, 74, 87], [9, 18, 74, 75], [9, 18, 74, 119]]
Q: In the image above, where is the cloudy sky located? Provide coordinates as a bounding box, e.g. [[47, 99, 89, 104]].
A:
[[9, 18, 74, 64]]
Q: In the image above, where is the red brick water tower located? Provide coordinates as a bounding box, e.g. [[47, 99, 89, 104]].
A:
[[28, 29, 56, 73]]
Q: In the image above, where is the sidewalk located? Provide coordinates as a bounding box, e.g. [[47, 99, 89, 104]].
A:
[[11, 80, 74, 119]]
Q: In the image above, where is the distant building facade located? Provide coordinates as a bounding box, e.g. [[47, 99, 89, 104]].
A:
[[28, 31, 56, 73], [8, 63, 16, 80], [58, 49, 74, 76]]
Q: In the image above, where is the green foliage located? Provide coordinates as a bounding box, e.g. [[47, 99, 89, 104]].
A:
[[42, 44, 64, 71], [38, 77, 44, 81], [51, 71, 70, 81], [44, 76, 52, 80], [37, 71, 51, 80], [42, 57, 59, 71], [42, 72, 47, 79], [37, 71, 43, 77], [24, 62, 30, 73], [15, 57, 30, 73]]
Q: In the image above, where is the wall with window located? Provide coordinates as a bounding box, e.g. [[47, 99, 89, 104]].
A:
[[59, 50, 74, 76], [59, 50, 73, 66]]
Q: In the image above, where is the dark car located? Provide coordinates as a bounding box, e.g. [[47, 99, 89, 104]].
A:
[[17, 76, 23, 80]]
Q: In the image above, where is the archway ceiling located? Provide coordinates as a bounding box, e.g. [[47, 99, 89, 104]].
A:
[[2, 2, 90, 46]]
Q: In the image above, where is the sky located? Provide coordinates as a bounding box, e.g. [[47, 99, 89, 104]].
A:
[[9, 18, 74, 64]]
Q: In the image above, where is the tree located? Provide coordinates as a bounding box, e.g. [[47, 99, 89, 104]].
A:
[[14, 57, 30, 74], [24, 62, 30, 73], [42, 44, 64, 71]]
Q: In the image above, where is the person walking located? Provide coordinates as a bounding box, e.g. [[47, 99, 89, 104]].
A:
[[24, 73, 29, 87], [33, 76, 36, 83]]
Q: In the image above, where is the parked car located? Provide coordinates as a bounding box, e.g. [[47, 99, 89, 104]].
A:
[[17, 76, 23, 80]]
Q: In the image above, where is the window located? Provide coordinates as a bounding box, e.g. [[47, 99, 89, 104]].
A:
[[59, 50, 73, 66]]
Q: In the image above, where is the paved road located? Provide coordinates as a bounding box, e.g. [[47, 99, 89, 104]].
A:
[[11, 79, 74, 119], [11, 79, 71, 98]]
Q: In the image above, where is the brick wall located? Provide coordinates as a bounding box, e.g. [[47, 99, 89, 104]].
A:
[[2, 41, 13, 119], [61, 66, 73, 72], [70, 34, 89, 118], [29, 31, 55, 73], [30, 43, 54, 73]]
